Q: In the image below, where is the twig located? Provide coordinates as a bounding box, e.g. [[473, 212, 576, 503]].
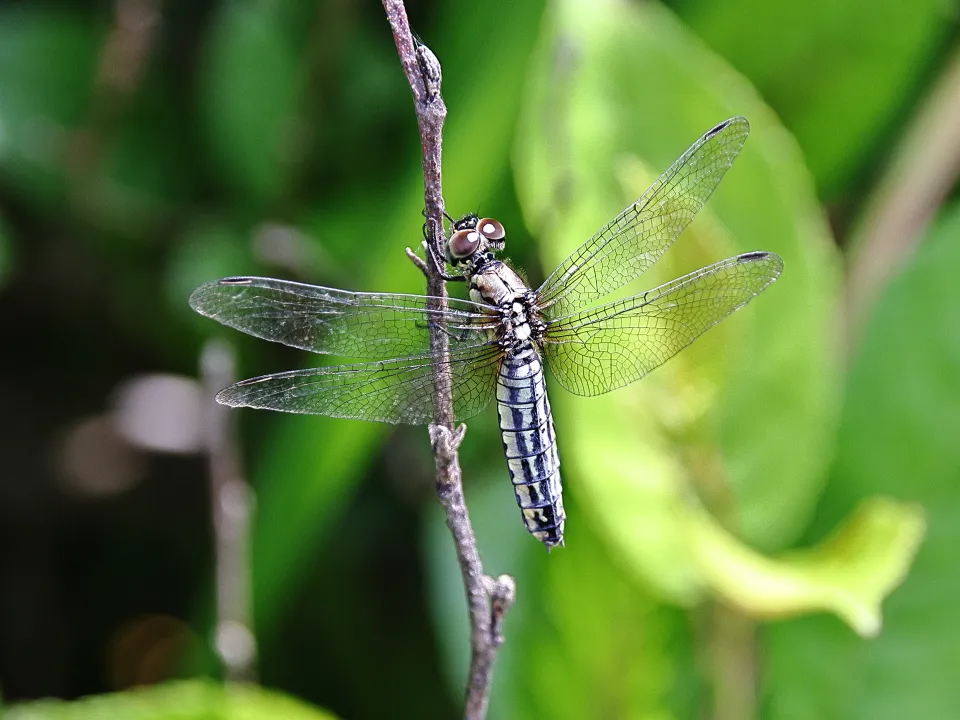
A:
[[381, 4, 515, 718], [201, 339, 258, 682], [405, 245, 431, 276]]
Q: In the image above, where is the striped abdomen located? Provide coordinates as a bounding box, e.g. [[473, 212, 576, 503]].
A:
[[496, 343, 565, 547]]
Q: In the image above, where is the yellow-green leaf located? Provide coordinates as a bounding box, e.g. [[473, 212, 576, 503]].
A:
[[5, 680, 338, 720], [765, 202, 960, 718], [514, 0, 842, 604], [687, 498, 925, 636]]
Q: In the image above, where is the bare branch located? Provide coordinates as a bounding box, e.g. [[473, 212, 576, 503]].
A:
[[381, 3, 514, 718]]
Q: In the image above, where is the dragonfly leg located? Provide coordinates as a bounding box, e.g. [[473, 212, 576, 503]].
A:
[[418, 211, 466, 282], [427, 242, 466, 282], [414, 315, 492, 344], [420, 208, 456, 243], [404, 246, 431, 277], [409, 214, 464, 282], [425, 220, 466, 283], [444, 323, 480, 343]]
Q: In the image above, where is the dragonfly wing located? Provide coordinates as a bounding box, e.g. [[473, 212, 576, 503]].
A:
[[189, 276, 496, 360], [542, 251, 782, 396], [536, 117, 750, 319], [216, 343, 504, 424]]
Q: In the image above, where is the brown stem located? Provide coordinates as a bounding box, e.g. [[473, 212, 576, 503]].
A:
[[702, 603, 757, 720], [381, 4, 515, 718]]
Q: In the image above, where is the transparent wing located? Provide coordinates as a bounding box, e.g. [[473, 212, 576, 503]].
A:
[[542, 251, 782, 396], [215, 343, 504, 424], [189, 276, 497, 360], [536, 117, 750, 319]]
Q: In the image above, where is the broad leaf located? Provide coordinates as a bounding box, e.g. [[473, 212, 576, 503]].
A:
[[678, 0, 952, 197], [5, 680, 337, 720], [514, 0, 842, 604], [764, 203, 960, 717]]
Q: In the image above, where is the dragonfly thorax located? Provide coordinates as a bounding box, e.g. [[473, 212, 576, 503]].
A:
[[498, 294, 547, 349], [465, 254, 546, 351]]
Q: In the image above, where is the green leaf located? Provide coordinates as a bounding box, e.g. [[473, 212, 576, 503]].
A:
[[91, 76, 197, 238], [688, 497, 924, 636], [425, 480, 696, 719], [514, 0, 842, 609], [165, 220, 254, 323], [764, 202, 960, 717], [0, 5, 190, 235], [678, 0, 952, 197], [0, 5, 102, 210], [432, 484, 697, 719], [5, 680, 338, 720], [423, 463, 539, 715], [200, 0, 301, 204], [513, 509, 693, 720]]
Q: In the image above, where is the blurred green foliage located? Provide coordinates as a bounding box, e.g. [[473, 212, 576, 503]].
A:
[[0, 0, 957, 718], [765, 202, 960, 719], [678, 0, 954, 198], [201, 0, 302, 205], [6, 680, 337, 720]]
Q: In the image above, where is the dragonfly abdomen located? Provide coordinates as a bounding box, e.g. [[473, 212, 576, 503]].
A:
[[496, 344, 565, 548]]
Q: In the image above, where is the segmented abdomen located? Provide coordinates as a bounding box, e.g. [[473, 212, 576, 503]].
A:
[[496, 343, 564, 547]]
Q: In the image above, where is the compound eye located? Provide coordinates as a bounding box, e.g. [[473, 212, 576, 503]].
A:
[[477, 218, 505, 241], [449, 228, 481, 258]]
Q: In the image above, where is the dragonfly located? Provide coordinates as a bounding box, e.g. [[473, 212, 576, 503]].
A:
[[190, 116, 782, 549]]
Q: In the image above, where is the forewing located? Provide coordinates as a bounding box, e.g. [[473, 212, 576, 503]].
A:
[[543, 251, 783, 396], [215, 343, 504, 424], [537, 117, 750, 318], [189, 276, 496, 359]]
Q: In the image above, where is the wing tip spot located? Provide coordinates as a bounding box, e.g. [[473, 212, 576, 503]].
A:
[[219, 277, 255, 286], [736, 250, 783, 281], [705, 119, 730, 138], [705, 116, 749, 140]]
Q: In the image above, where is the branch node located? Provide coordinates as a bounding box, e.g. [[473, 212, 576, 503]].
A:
[[405, 246, 430, 277], [429, 422, 468, 455], [414, 37, 443, 103], [485, 574, 516, 647]]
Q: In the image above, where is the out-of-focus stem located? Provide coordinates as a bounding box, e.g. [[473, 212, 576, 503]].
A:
[[201, 339, 257, 682], [845, 45, 960, 347], [704, 603, 757, 720]]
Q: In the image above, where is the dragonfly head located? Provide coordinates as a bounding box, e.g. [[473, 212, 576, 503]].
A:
[[446, 214, 506, 267]]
